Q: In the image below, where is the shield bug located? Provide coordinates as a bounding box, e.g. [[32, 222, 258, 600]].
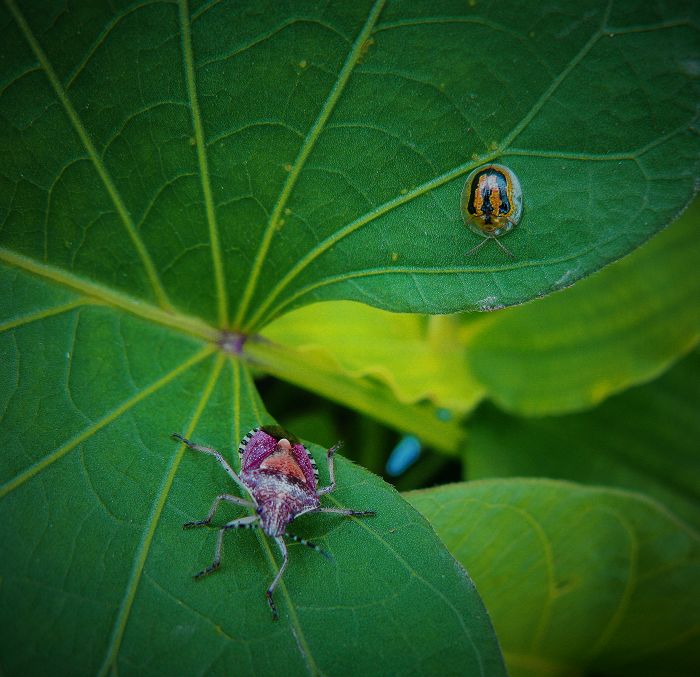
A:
[[462, 163, 523, 257], [172, 426, 375, 620]]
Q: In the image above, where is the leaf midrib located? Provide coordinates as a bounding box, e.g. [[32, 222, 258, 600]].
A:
[[180, 0, 229, 328], [97, 352, 225, 677]]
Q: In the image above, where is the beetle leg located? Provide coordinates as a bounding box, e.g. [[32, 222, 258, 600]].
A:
[[183, 493, 255, 529], [316, 441, 343, 496], [172, 433, 250, 496], [465, 237, 490, 256], [492, 236, 515, 258], [193, 514, 259, 579], [266, 536, 289, 621]]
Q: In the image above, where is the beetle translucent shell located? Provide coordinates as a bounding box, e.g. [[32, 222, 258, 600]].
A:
[[461, 163, 523, 256]]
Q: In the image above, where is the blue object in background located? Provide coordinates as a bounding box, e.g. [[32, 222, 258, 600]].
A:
[[386, 435, 422, 477]]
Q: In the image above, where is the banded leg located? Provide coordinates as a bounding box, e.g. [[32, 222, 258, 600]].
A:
[[314, 507, 375, 518], [183, 493, 254, 529], [266, 536, 289, 621], [316, 441, 343, 496], [172, 433, 248, 494], [193, 514, 259, 579], [284, 532, 332, 560]]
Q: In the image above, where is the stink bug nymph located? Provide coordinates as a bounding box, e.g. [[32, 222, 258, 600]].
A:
[[461, 163, 523, 258], [171, 426, 375, 620]]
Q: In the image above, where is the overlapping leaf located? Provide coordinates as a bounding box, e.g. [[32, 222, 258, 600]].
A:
[[465, 349, 700, 528], [406, 480, 700, 677]]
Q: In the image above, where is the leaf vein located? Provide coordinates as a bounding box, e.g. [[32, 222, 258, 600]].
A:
[[0, 345, 214, 499], [97, 351, 224, 676], [241, 365, 318, 676], [0, 248, 217, 342], [234, 0, 388, 328], [180, 0, 228, 328], [4, 0, 173, 310], [0, 298, 87, 334]]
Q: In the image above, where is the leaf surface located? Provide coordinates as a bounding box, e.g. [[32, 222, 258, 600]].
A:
[[0, 267, 505, 676], [406, 479, 700, 677]]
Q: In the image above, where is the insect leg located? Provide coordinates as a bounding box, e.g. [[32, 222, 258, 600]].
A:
[[183, 493, 255, 529], [316, 441, 343, 496], [171, 433, 249, 495], [493, 236, 515, 258], [465, 237, 490, 256], [266, 537, 289, 621], [193, 514, 259, 579], [284, 532, 332, 560], [314, 507, 376, 518]]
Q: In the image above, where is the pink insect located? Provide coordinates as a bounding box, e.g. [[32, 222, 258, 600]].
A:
[[171, 425, 375, 620]]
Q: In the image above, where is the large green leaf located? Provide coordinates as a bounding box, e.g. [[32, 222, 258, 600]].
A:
[[406, 480, 700, 677], [465, 349, 700, 528], [1, 0, 698, 332], [0, 267, 505, 675]]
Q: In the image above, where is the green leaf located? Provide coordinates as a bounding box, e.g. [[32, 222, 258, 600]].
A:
[[406, 479, 700, 677], [0, 267, 505, 675], [465, 349, 700, 529], [1, 0, 699, 332]]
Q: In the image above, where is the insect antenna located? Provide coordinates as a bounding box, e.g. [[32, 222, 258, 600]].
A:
[[284, 532, 332, 560]]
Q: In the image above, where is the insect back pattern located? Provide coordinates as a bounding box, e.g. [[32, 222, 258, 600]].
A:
[[171, 426, 375, 620], [461, 163, 523, 258]]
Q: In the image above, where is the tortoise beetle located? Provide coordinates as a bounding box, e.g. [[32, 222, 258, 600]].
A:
[[172, 426, 375, 620], [461, 163, 523, 257]]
